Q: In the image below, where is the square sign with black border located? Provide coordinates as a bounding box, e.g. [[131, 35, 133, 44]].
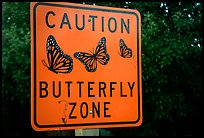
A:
[[31, 2, 142, 131]]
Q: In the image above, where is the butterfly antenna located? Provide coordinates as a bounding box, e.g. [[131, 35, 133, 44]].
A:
[[88, 48, 94, 54], [42, 59, 49, 68]]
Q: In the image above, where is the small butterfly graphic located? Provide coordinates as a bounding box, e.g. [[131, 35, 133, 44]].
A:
[[119, 39, 132, 58], [74, 37, 110, 72], [42, 35, 73, 74]]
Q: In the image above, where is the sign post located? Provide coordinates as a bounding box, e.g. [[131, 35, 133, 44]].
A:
[[75, 128, 99, 136], [31, 2, 142, 132]]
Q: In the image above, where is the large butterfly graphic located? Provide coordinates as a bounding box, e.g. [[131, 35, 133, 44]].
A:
[[119, 39, 132, 58], [74, 37, 110, 72], [42, 35, 73, 74]]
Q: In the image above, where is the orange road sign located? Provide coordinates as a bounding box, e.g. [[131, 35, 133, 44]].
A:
[[31, 2, 142, 131]]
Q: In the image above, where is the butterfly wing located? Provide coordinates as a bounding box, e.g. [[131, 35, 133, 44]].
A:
[[119, 39, 132, 58], [52, 54, 73, 73], [74, 52, 97, 72], [43, 35, 73, 74], [95, 37, 110, 65], [46, 35, 62, 68]]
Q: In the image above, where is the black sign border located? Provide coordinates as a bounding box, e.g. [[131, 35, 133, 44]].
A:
[[32, 2, 141, 129]]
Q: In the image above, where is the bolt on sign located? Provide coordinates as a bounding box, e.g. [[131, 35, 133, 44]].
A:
[[31, 2, 142, 131]]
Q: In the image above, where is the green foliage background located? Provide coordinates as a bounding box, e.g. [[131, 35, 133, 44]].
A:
[[2, 2, 202, 136]]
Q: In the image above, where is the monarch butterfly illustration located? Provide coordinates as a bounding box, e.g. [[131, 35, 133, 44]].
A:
[[119, 39, 132, 58], [74, 37, 110, 72], [42, 35, 73, 74]]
